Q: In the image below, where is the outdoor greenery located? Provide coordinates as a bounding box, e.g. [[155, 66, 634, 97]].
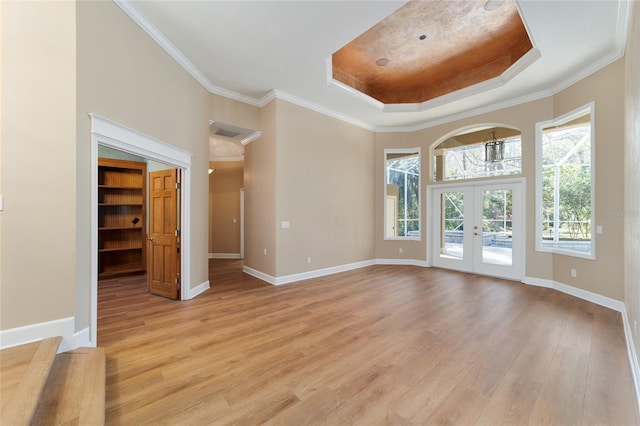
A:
[[443, 192, 464, 231], [439, 137, 522, 181], [387, 155, 420, 237], [442, 190, 512, 235], [541, 121, 592, 242], [482, 190, 512, 235]]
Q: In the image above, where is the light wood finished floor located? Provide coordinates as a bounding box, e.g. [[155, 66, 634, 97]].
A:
[[98, 260, 639, 425]]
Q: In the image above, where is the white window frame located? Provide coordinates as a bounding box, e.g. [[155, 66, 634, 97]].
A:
[[440, 136, 522, 181], [535, 102, 596, 259], [384, 147, 421, 241]]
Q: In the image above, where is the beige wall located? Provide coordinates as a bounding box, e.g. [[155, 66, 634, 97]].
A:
[[74, 1, 210, 331], [275, 100, 375, 276], [552, 59, 625, 300], [1, 1, 77, 329], [1, 0, 634, 352], [624, 2, 640, 369], [374, 60, 626, 301], [209, 161, 244, 255], [244, 101, 277, 276], [375, 98, 554, 278], [210, 94, 260, 131]]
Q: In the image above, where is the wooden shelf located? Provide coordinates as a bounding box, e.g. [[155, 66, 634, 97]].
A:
[[98, 158, 146, 280], [99, 247, 142, 253], [99, 185, 143, 189]]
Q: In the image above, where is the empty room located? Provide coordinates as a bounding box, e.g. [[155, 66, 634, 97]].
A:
[[2, 0, 640, 424]]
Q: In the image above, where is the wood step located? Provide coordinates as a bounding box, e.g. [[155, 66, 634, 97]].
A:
[[0, 336, 62, 426], [31, 347, 106, 426]]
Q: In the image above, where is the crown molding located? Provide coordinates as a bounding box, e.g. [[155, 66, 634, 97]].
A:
[[114, 1, 213, 91], [115, 0, 631, 134], [208, 86, 262, 108], [241, 131, 262, 145], [259, 90, 278, 107], [270, 89, 376, 131], [374, 87, 555, 133], [326, 47, 541, 115], [114, 0, 262, 108]]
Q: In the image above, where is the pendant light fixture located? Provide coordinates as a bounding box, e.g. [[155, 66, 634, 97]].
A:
[[485, 129, 505, 162]]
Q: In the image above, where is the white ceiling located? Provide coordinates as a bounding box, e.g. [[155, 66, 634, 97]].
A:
[[121, 0, 630, 132]]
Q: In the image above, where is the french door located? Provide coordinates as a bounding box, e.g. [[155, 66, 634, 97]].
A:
[[429, 180, 524, 280]]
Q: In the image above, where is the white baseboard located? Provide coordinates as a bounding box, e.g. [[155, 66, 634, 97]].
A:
[[554, 281, 625, 312], [521, 276, 553, 288], [243, 260, 376, 286], [209, 253, 241, 259], [622, 308, 640, 413], [0, 317, 75, 352], [375, 258, 429, 267], [72, 327, 91, 349], [274, 260, 375, 285], [186, 280, 210, 299], [242, 266, 276, 285], [523, 276, 624, 312]]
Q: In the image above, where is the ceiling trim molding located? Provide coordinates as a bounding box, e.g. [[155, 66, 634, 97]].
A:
[[544, 0, 630, 97], [114, 0, 261, 107], [375, 87, 556, 133], [614, 0, 632, 50], [326, 48, 542, 114], [259, 90, 278, 107], [325, 56, 385, 111], [376, 43, 626, 133], [241, 131, 262, 145], [383, 49, 542, 114], [270, 89, 376, 131], [115, 0, 631, 134], [208, 87, 262, 108]]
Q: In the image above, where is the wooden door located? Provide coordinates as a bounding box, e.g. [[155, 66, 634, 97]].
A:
[[148, 169, 180, 299]]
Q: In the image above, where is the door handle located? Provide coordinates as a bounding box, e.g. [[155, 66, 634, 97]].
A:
[[147, 236, 153, 241]]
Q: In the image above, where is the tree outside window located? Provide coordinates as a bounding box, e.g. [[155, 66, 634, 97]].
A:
[[537, 106, 594, 256], [386, 152, 420, 238]]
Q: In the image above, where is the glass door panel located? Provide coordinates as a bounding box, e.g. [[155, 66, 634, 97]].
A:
[[480, 189, 513, 266], [441, 191, 465, 259], [432, 187, 473, 273]]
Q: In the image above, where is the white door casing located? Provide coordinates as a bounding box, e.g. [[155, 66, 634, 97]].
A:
[[428, 178, 525, 281]]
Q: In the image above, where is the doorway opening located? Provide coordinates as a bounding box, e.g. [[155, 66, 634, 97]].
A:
[[90, 114, 192, 346], [208, 161, 244, 260], [428, 178, 525, 281]]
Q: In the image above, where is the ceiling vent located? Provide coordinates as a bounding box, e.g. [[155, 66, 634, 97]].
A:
[[214, 128, 240, 138]]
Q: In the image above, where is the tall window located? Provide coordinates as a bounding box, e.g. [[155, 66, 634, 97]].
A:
[[385, 149, 420, 239], [536, 103, 594, 257]]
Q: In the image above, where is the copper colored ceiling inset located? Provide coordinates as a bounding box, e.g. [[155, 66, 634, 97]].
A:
[[331, 0, 533, 104]]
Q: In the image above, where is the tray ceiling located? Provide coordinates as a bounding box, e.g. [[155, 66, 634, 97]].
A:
[[123, 0, 630, 130]]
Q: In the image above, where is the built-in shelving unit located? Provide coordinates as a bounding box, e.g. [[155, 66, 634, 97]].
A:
[[98, 158, 146, 279]]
